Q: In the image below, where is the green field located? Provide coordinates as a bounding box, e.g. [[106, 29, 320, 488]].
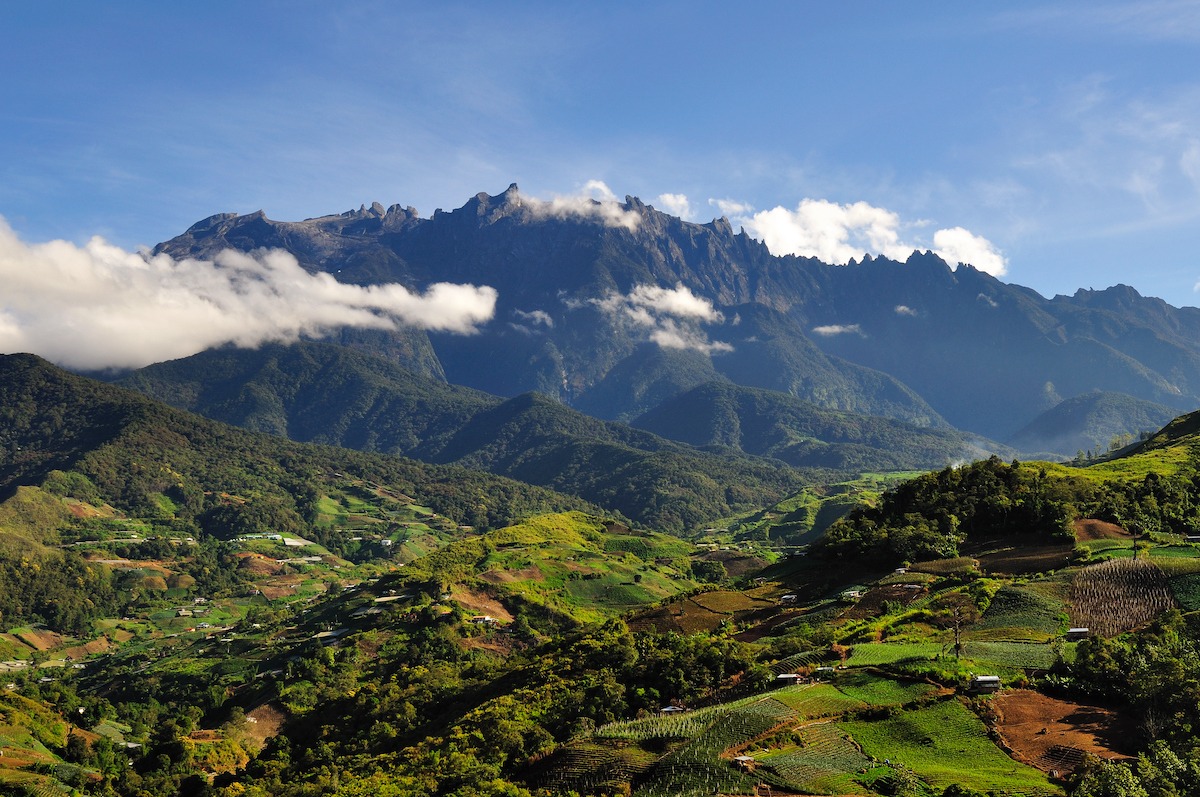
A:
[[842, 699, 1056, 794]]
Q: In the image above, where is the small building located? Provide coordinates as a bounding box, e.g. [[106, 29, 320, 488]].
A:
[[812, 666, 836, 680], [840, 589, 863, 602], [774, 673, 801, 686], [733, 755, 756, 772], [970, 675, 1002, 693], [1066, 627, 1090, 641], [779, 594, 798, 604], [659, 705, 686, 715]]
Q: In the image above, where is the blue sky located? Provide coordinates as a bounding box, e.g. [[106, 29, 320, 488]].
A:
[[5, 1, 1200, 307]]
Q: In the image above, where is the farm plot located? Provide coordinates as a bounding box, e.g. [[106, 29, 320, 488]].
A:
[[1168, 572, 1200, 611], [960, 641, 1058, 670], [843, 642, 943, 667], [976, 544, 1076, 575], [759, 721, 874, 795], [532, 740, 658, 795], [1070, 558, 1175, 637], [632, 697, 796, 797], [992, 690, 1134, 775], [771, 683, 867, 717], [974, 585, 1066, 641], [833, 671, 941, 707], [842, 698, 1056, 795]]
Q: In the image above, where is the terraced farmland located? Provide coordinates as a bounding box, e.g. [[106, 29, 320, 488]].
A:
[[842, 698, 1057, 794], [1070, 558, 1175, 636], [760, 721, 874, 795]]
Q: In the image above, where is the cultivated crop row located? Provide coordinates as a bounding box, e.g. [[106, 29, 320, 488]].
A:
[[1070, 558, 1174, 637], [632, 697, 797, 797]]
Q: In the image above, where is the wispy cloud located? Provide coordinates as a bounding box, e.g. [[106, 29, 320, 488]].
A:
[[515, 181, 641, 231], [811, 324, 864, 337], [592, 282, 731, 354], [0, 220, 497, 371]]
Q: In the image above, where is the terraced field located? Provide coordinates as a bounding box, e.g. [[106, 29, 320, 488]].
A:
[[842, 698, 1057, 794]]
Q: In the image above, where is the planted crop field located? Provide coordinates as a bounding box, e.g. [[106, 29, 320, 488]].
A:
[[843, 642, 943, 667], [1168, 572, 1200, 611], [961, 641, 1058, 670], [976, 586, 1066, 640], [976, 544, 1075, 575], [910, 557, 979, 575], [769, 648, 832, 674], [760, 721, 874, 795], [1070, 558, 1175, 636], [834, 671, 941, 707], [632, 697, 797, 797], [842, 698, 1056, 794], [771, 683, 867, 716], [533, 740, 658, 794]]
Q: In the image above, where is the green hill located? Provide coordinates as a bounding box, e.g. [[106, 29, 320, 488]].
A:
[[118, 342, 815, 532], [634, 380, 1009, 470], [1006, 390, 1180, 458]]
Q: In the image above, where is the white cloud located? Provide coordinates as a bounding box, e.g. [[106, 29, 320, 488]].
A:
[[708, 197, 755, 218], [590, 282, 730, 354], [514, 180, 641, 231], [811, 324, 864, 337], [513, 308, 553, 327], [932, 227, 1008, 276], [894, 305, 918, 316], [977, 293, 999, 308], [0, 219, 497, 371], [717, 197, 1009, 277], [656, 193, 694, 220], [650, 320, 734, 354], [625, 283, 723, 322]]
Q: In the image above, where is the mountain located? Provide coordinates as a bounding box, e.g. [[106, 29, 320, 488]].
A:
[[1006, 390, 1179, 457], [633, 380, 1008, 470], [153, 187, 1200, 441]]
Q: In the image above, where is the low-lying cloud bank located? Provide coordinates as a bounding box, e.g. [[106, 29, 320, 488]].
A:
[[0, 219, 497, 371]]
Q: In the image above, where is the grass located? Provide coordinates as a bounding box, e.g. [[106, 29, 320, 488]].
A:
[[842, 698, 1056, 794]]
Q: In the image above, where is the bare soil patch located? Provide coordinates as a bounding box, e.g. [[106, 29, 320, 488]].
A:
[[450, 586, 513, 622], [479, 566, 540, 585], [12, 629, 64, 652], [237, 553, 284, 576], [60, 638, 110, 660], [1074, 518, 1131, 541], [244, 703, 286, 746], [993, 689, 1134, 774]]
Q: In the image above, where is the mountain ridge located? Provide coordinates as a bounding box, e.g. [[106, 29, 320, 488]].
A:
[[152, 186, 1200, 439]]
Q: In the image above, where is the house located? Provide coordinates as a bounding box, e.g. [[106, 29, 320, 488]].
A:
[[733, 755, 756, 772], [774, 673, 801, 686], [779, 594, 798, 604], [659, 705, 686, 714], [812, 666, 836, 680], [1066, 627, 1090, 641], [970, 675, 1002, 693], [840, 589, 863, 602]]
